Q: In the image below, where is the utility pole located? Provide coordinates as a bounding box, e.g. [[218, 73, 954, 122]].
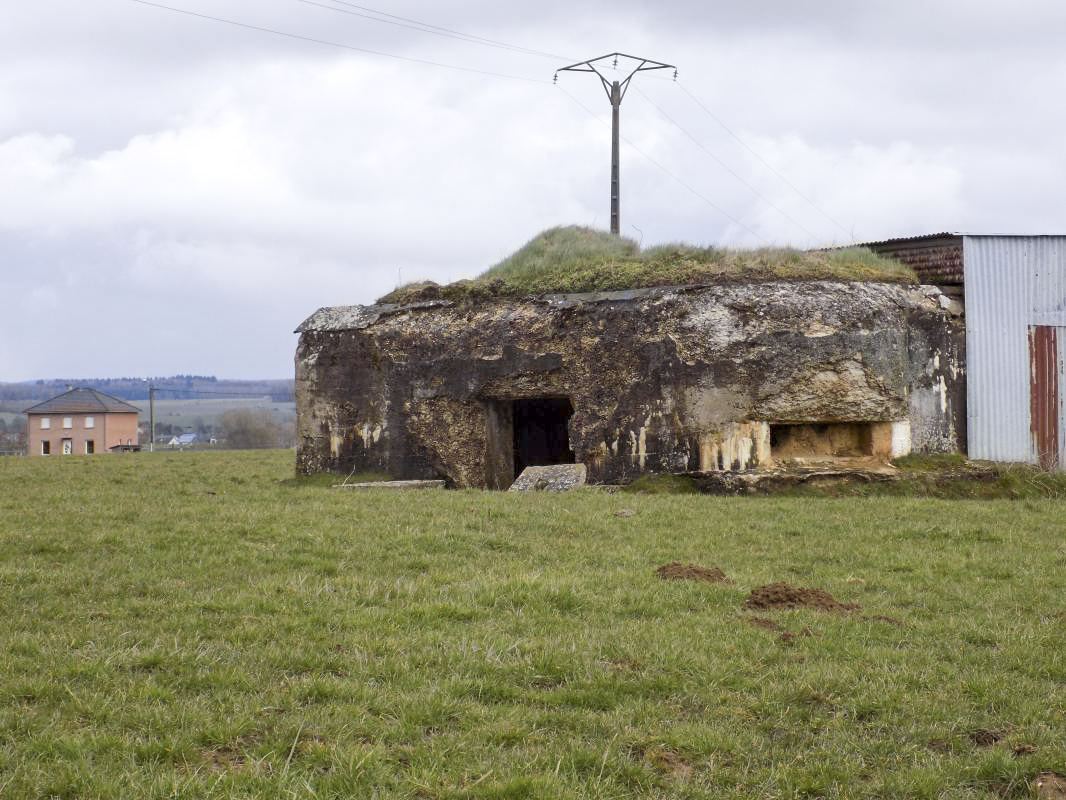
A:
[[149, 385, 156, 453], [556, 52, 676, 235]]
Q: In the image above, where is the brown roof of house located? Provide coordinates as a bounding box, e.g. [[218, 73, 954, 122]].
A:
[[23, 388, 142, 415]]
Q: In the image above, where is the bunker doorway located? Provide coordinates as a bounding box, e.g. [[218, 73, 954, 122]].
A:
[[512, 398, 575, 477]]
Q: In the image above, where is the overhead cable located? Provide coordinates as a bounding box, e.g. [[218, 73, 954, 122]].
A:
[[557, 85, 767, 245], [635, 86, 823, 245], [309, 0, 571, 61], [675, 81, 852, 240], [125, 0, 549, 83]]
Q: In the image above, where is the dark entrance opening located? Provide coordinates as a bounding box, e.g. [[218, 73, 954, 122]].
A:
[[512, 398, 575, 477]]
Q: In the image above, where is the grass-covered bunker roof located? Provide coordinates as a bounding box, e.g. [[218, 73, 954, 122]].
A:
[[378, 226, 917, 304]]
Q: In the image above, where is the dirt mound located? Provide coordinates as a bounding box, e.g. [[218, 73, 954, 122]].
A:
[[1035, 773, 1066, 800], [656, 563, 730, 583], [641, 745, 693, 779], [745, 582, 860, 612], [778, 627, 814, 644], [969, 728, 1004, 747]]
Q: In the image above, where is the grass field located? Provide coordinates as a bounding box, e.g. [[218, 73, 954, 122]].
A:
[[149, 399, 296, 431], [1, 450, 1064, 798]]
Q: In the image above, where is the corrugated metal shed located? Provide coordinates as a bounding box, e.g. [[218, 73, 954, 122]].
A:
[[862, 233, 964, 285], [964, 236, 1066, 467]]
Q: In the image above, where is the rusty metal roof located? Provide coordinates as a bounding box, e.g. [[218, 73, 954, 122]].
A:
[[857, 232, 959, 247], [23, 388, 141, 415], [857, 233, 964, 284], [855, 233, 1066, 286]]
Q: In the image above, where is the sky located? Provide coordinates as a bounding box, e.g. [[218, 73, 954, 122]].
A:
[[2, 0, 1065, 380]]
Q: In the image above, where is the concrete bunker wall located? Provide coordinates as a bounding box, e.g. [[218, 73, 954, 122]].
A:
[[295, 282, 965, 487]]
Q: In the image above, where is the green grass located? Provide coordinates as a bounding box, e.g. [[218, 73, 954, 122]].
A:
[[280, 469, 393, 488], [1, 450, 1064, 798], [622, 473, 699, 495], [798, 457, 1066, 500], [379, 226, 917, 303]]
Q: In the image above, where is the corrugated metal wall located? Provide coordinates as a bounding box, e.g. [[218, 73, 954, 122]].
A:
[[866, 233, 965, 284], [964, 236, 1066, 467]]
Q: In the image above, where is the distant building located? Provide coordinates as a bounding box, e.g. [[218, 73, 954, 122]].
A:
[[168, 432, 198, 447], [23, 388, 140, 457]]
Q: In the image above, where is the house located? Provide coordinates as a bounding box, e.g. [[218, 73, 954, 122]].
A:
[[168, 432, 198, 447], [861, 234, 1066, 469], [23, 388, 140, 457], [294, 278, 964, 488]]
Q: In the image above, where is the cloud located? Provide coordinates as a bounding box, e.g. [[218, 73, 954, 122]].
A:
[[1, 0, 1064, 379]]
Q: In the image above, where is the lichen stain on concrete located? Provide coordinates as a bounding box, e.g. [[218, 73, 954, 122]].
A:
[[805, 318, 837, 337], [755, 358, 900, 422], [697, 422, 770, 472], [683, 384, 748, 429], [294, 281, 966, 487]]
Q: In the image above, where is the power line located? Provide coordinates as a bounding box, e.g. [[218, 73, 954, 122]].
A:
[[299, 0, 515, 52], [556, 85, 767, 245], [634, 85, 823, 245], [675, 81, 852, 240], [306, 0, 570, 61], [124, 0, 805, 247], [124, 0, 549, 84]]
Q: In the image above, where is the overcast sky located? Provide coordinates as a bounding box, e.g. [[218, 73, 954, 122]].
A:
[[2, 1, 1064, 380]]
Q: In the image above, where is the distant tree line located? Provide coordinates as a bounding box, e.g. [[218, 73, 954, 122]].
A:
[[0, 377, 294, 406], [0, 417, 26, 455], [218, 409, 295, 450], [152, 411, 295, 449]]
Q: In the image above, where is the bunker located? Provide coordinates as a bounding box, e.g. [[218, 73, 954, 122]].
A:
[[295, 277, 965, 488]]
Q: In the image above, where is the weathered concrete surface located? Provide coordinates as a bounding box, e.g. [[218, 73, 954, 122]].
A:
[[295, 281, 965, 487], [509, 464, 587, 492]]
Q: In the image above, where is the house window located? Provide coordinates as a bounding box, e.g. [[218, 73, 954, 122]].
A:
[[85, 416, 95, 429], [85, 440, 95, 454], [62, 438, 73, 455], [40, 417, 51, 430], [41, 440, 50, 455], [62, 417, 72, 429]]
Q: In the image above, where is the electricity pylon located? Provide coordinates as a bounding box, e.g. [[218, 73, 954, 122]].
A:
[[556, 52, 676, 235]]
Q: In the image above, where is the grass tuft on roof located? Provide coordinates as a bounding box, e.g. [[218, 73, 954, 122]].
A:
[[377, 225, 917, 304]]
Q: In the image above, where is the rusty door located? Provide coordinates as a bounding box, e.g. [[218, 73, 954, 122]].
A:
[[1029, 325, 1063, 470]]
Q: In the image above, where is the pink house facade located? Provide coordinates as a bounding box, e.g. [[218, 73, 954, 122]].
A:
[[24, 388, 141, 457]]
